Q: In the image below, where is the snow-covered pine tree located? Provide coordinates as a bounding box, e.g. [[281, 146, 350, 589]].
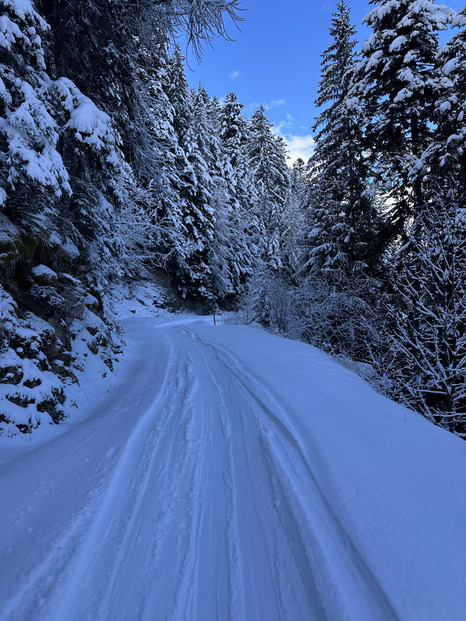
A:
[[153, 65, 234, 304], [244, 106, 292, 329], [200, 90, 236, 303], [165, 45, 192, 147], [283, 158, 310, 281], [218, 93, 256, 298], [248, 106, 289, 270], [174, 87, 217, 301], [0, 0, 70, 227], [350, 0, 454, 240], [154, 47, 200, 299], [0, 0, 123, 285], [120, 39, 185, 276], [309, 0, 381, 281], [305, 0, 383, 361], [386, 7, 466, 433], [433, 5, 466, 175]]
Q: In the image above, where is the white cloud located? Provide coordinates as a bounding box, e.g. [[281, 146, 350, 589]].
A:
[[229, 70, 240, 79], [273, 121, 315, 165], [246, 99, 287, 114], [283, 134, 315, 165], [265, 99, 287, 110], [273, 118, 293, 134]]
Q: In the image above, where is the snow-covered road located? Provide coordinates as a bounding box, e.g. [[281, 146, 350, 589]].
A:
[[1, 317, 466, 620]]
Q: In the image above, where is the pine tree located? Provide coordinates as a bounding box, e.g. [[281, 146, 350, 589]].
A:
[[282, 158, 310, 281], [155, 48, 202, 299], [308, 2, 378, 284], [387, 8, 466, 432], [432, 6, 466, 177], [248, 106, 290, 270], [0, 0, 70, 225], [218, 93, 256, 297], [165, 45, 192, 147], [350, 0, 454, 239], [303, 0, 383, 361], [124, 40, 185, 275], [201, 90, 235, 302], [176, 87, 217, 301], [0, 0, 123, 270], [244, 106, 291, 328], [309, 0, 381, 283]]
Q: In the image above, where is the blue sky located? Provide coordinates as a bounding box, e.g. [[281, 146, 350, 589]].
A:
[[181, 0, 463, 163]]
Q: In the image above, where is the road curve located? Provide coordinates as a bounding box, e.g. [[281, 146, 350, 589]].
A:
[[1, 317, 465, 621]]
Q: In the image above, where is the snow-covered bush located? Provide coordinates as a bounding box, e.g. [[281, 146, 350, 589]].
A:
[[241, 271, 307, 339]]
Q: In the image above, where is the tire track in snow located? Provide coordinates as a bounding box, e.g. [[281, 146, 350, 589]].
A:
[[101, 353, 204, 621], [204, 355, 245, 621], [165, 352, 210, 621], [179, 327, 317, 620], [95, 338, 214, 621], [165, 329, 246, 621], [43, 336, 182, 621], [183, 327, 400, 621], [95, 355, 196, 619]]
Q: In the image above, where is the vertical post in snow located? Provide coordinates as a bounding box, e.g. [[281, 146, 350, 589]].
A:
[[212, 303, 216, 326]]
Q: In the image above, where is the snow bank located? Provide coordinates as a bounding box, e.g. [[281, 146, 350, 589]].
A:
[[189, 321, 466, 621]]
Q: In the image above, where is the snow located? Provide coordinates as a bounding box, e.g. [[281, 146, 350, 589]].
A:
[[0, 74, 71, 196], [365, 49, 383, 72], [61, 239, 80, 259], [398, 67, 415, 83], [364, 1, 401, 25], [31, 264, 57, 279], [452, 10, 466, 28], [66, 98, 112, 147], [83, 293, 99, 307], [4, 0, 47, 25], [0, 15, 23, 50], [389, 34, 407, 52], [394, 87, 413, 103], [439, 101, 452, 112], [443, 57, 459, 75], [0, 310, 466, 620], [53, 78, 121, 167]]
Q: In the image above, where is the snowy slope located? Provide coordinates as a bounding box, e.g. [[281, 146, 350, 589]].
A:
[[1, 315, 466, 621]]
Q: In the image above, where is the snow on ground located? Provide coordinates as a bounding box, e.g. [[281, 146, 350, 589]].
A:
[[1, 305, 466, 620]]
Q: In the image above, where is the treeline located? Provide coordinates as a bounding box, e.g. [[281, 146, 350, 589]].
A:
[[0, 0, 465, 436]]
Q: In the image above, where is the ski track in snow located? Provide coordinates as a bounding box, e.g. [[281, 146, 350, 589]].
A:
[[184, 328, 398, 621], [1, 316, 466, 620]]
